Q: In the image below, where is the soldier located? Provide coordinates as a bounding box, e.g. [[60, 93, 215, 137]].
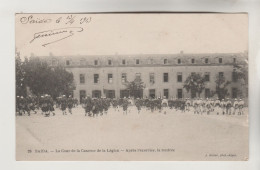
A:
[[185, 98, 191, 112], [67, 95, 74, 114], [122, 97, 128, 115], [205, 98, 211, 115], [103, 97, 110, 115], [220, 99, 226, 115], [47, 95, 55, 116], [214, 98, 221, 115], [238, 98, 245, 115], [27, 95, 37, 115], [233, 98, 239, 115], [193, 98, 199, 114], [161, 96, 168, 114], [92, 98, 99, 117], [135, 98, 142, 114], [60, 95, 67, 115], [156, 97, 162, 113], [226, 98, 232, 115], [84, 95, 93, 116]]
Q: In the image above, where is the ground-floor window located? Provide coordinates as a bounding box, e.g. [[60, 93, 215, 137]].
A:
[[149, 89, 156, 99], [92, 90, 101, 98], [164, 89, 169, 99], [177, 89, 183, 99], [120, 90, 130, 98], [79, 90, 86, 103], [106, 90, 115, 99]]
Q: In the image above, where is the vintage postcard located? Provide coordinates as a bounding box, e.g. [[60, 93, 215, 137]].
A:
[[15, 13, 248, 161]]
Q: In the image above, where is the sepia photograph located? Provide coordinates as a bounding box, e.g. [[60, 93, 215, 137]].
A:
[[15, 13, 248, 161]]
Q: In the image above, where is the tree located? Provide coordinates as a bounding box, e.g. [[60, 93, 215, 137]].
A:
[[183, 73, 205, 97], [124, 77, 145, 98], [214, 73, 230, 100], [21, 57, 75, 99], [233, 63, 248, 98], [15, 55, 27, 97]]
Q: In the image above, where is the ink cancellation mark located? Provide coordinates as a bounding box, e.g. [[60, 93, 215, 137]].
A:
[[30, 27, 84, 47]]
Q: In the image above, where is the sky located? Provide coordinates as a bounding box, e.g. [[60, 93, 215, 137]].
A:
[[15, 13, 248, 58]]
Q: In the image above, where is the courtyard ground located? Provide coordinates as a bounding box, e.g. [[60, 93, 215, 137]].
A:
[[16, 106, 248, 161]]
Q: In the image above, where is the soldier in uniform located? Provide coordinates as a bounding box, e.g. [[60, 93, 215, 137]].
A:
[[233, 98, 239, 115], [205, 98, 211, 115], [220, 99, 226, 115], [84, 95, 93, 116], [67, 95, 74, 114], [92, 98, 99, 117], [185, 98, 191, 112], [226, 98, 232, 115], [214, 98, 221, 115], [161, 96, 168, 114], [60, 95, 67, 115], [122, 97, 129, 115], [135, 98, 142, 114], [238, 98, 245, 115]]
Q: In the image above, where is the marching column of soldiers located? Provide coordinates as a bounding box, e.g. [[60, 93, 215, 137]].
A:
[[16, 94, 246, 117]]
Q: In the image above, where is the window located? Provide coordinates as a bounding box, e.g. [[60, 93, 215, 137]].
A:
[[136, 59, 140, 64], [232, 88, 238, 98], [94, 74, 99, 83], [191, 72, 196, 76], [80, 74, 85, 84], [232, 72, 238, 82], [205, 88, 210, 98], [94, 60, 98, 65], [106, 90, 115, 99], [121, 73, 127, 83], [79, 90, 86, 103], [204, 72, 210, 82], [178, 59, 181, 64], [120, 90, 130, 98], [66, 60, 70, 66], [150, 73, 155, 84], [135, 73, 141, 80], [108, 60, 112, 65], [177, 72, 182, 82], [92, 90, 101, 98], [205, 58, 209, 64], [108, 74, 113, 83], [122, 59, 126, 65], [233, 58, 236, 63], [177, 89, 183, 99], [163, 73, 168, 82], [219, 72, 224, 77], [191, 58, 195, 64], [164, 89, 169, 99], [149, 89, 156, 99], [164, 59, 168, 64], [219, 58, 222, 63]]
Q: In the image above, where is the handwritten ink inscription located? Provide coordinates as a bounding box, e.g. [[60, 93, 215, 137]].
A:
[[20, 15, 91, 25], [30, 27, 84, 47], [19, 15, 92, 46]]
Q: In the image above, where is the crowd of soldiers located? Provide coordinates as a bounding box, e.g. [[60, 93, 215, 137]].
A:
[[16, 94, 245, 117], [16, 95, 78, 117], [80, 96, 245, 117]]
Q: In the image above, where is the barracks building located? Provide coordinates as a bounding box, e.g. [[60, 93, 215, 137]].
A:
[[39, 51, 248, 102]]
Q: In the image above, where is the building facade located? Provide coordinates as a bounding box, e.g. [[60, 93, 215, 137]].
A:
[[38, 51, 248, 102]]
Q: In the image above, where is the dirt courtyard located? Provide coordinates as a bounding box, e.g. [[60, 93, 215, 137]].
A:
[[16, 106, 248, 161]]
